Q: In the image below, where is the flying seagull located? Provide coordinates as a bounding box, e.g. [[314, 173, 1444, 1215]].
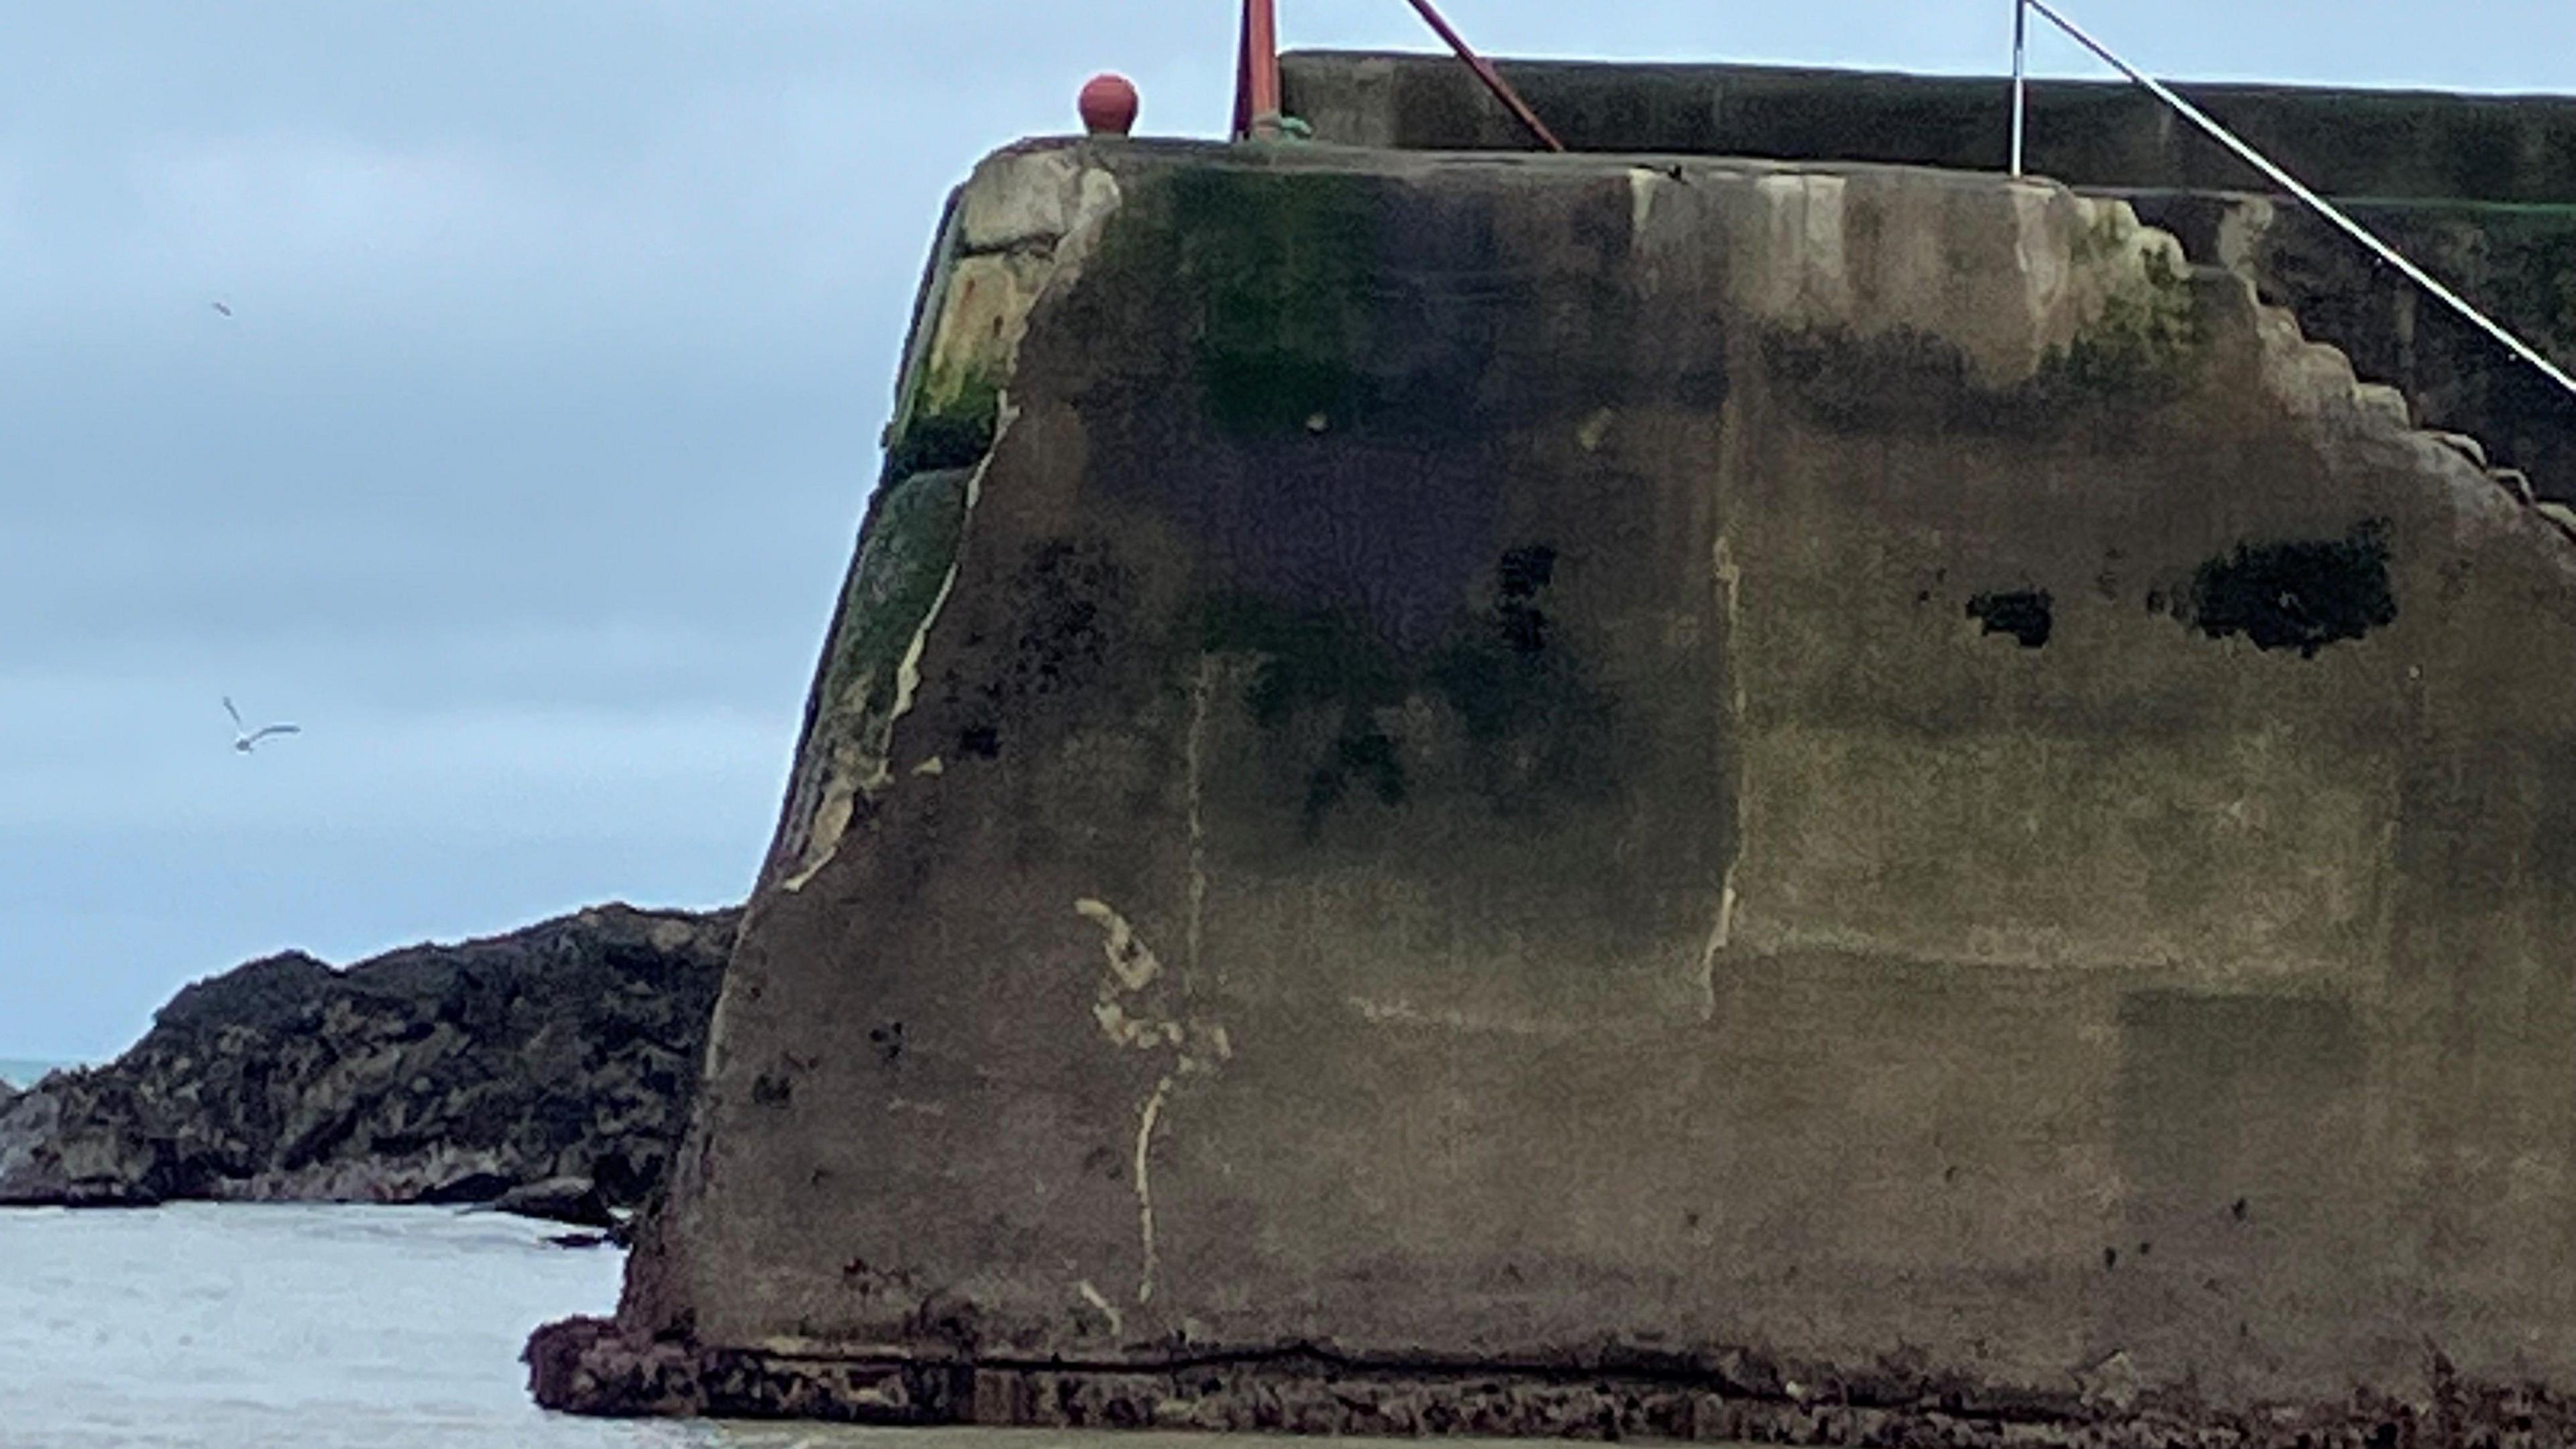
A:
[[223, 696, 300, 753]]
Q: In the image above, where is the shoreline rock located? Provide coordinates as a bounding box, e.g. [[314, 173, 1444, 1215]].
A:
[[487, 1174, 619, 1229], [0, 902, 737, 1214]]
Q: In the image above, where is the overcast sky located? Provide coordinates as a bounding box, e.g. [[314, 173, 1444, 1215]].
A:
[[4, 1, 2571, 1061]]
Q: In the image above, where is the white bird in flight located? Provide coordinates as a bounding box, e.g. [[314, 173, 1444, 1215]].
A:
[[223, 696, 300, 753]]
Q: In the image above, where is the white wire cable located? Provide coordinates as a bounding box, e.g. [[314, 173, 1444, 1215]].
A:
[[2019, 0, 2576, 401]]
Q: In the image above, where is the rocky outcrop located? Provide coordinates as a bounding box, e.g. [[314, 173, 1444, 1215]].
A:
[[0, 903, 735, 1211], [491, 1175, 621, 1229]]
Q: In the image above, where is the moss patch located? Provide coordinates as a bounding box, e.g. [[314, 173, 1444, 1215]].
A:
[[818, 467, 975, 741], [1765, 263, 2207, 435], [1108, 168, 1379, 436], [888, 366, 1003, 480], [2035, 246, 2206, 407]]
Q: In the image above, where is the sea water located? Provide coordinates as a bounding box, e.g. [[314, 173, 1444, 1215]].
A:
[[1, 1203, 691, 1448], [0, 1059, 75, 1089], [0, 1203, 1371, 1449]]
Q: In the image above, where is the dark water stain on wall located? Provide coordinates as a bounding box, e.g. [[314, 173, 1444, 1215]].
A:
[[1193, 590, 1412, 839], [1164, 168, 1379, 438], [1760, 256, 2206, 438], [936, 538, 1140, 764], [2183, 520, 2396, 657], [1196, 543, 1620, 838], [1966, 589, 2054, 648]]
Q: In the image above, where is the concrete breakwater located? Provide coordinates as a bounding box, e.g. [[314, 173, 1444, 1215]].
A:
[[535, 81, 2576, 1443]]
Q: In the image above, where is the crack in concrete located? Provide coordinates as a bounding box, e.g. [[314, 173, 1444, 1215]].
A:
[[1701, 532, 1748, 1021], [1074, 1278, 1126, 1340], [1185, 655, 1214, 987], [1073, 898, 1232, 1309]]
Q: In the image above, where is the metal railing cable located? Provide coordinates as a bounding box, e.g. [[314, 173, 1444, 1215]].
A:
[[2008, 0, 2576, 402]]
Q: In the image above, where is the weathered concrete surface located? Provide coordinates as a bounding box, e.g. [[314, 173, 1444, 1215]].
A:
[[1280, 51, 2576, 203], [2120, 189, 2576, 509], [1282, 53, 2576, 513], [535, 136, 2576, 1442]]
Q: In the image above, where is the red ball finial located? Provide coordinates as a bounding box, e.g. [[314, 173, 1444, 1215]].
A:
[[1079, 73, 1139, 137]]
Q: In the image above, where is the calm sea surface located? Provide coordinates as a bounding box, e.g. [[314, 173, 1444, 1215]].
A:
[[0, 1203, 1404, 1449], [0, 1059, 76, 1088]]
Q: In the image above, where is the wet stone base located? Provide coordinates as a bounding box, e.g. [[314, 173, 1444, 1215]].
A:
[[526, 1316, 2576, 1448]]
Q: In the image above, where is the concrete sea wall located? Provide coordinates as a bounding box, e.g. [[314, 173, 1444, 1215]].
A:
[[1285, 52, 2576, 513], [1277, 52, 2576, 201], [533, 135, 2576, 1444]]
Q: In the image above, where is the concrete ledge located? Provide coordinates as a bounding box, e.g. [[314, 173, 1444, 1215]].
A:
[[528, 1315, 2573, 1446]]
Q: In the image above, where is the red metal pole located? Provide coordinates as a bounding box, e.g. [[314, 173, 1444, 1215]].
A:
[[1399, 0, 1565, 152], [1232, 1, 1252, 139], [1235, 0, 1282, 140]]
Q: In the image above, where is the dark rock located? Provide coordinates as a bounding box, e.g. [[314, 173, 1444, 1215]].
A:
[[0, 902, 737, 1212], [548, 1232, 613, 1250], [58, 1178, 162, 1209], [526, 1316, 710, 1417], [418, 1172, 519, 1207], [154, 951, 335, 1033], [492, 1175, 616, 1228]]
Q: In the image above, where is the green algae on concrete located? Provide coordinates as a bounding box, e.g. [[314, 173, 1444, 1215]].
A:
[[772, 148, 1132, 886], [887, 254, 1033, 478], [1191, 545, 1621, 835], [1192, 592, 1407, 731], [2035, 245, 2207, 407], [824, 466, 975, 729], [782, 460, 975, 884], [1104, 167, 1379, 436], [1764, 252, 2209, 433], [887, 366, 1002, 479], [1191, 590, 1414, 837]]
